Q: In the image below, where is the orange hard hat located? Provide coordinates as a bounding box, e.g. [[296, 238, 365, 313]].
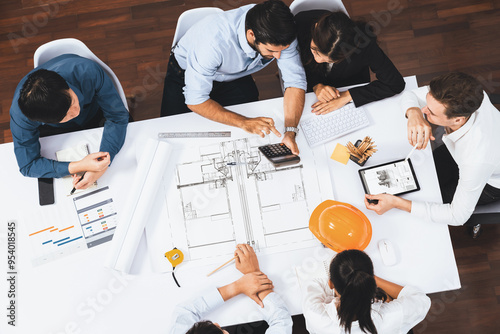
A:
[[309, 200, 372, 252]]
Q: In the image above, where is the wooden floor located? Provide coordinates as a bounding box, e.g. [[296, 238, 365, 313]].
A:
[[2, 0, 500, 332]]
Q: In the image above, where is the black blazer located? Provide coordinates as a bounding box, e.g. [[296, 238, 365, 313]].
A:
[[295, 10, 405, 107]]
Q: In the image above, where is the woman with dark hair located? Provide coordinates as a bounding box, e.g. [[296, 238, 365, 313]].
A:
[[295, 10, 406, 115], [302, 250, 430, 333]]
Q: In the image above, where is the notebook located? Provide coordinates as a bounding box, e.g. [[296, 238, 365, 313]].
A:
[[55, 144, 97, 194], [294, 259, 331, 290]]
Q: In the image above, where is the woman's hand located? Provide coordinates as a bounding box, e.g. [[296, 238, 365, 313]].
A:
[[313, 83, 340, 102], [311, 91, 352, 115]]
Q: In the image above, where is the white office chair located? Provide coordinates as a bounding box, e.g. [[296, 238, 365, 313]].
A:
[[289, 0, 348, 16], [171, 7, 223, 48], [33, 38, 129, 111]]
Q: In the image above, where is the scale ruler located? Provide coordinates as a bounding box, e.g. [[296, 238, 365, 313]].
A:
[[158, 131, 231, 138]]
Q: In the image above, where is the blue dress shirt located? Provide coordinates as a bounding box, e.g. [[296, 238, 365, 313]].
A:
[[173, 4, 307, 105], [9, 54, 129, 178]]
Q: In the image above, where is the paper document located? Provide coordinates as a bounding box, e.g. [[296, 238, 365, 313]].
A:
[[295, 259, 331, 290], [55, 144, 97, 194], [25, 186, 117, 266], [106, 139, 173, 274], [146, 135, 334, 272], [330, 143, 350, 165]]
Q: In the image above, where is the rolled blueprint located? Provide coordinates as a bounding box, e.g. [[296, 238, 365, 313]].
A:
[[106, 139, 172, 273]]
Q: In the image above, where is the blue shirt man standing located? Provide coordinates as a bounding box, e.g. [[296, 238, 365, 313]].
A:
[[9, 54, 129, 189], [161, 0, 307, 154]]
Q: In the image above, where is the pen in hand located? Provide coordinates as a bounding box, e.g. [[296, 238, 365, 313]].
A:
[[68, 154, 107, 196], [69, 172, 86, 196], [405, 143, 418, 162]]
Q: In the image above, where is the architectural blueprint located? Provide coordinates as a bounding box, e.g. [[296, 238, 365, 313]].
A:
[[146, 136, 333, 272]]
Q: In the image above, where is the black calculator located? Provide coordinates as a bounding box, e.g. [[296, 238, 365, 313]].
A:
[[258, 143, 301, 167]]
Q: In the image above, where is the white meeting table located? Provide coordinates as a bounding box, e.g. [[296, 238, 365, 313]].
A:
[[0, 76, 459, 334]]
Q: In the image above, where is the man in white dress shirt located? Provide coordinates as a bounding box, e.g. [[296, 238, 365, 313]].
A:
[[169, 244, 292, 334], [364, 72, 500, 237]]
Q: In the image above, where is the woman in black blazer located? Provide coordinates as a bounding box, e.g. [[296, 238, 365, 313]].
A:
[[295, 10, 405, 114]]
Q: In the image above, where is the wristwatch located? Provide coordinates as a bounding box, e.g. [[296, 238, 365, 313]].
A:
[[285, 126, 299, 136]]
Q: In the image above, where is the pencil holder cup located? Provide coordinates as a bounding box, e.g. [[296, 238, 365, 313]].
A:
[[347, 137, 377, 166], [349, 140, 367, 166]]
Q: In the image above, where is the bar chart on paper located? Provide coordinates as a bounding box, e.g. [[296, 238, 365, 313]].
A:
[[26, 186, 118, 266], [27, 208, 86, 266], [74, 187, 118, 248]]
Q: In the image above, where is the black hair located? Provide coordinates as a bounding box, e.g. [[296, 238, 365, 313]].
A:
[[18, 69, 72, 123], [186, 320, 223, 334], [301, 11, 374, 75], [245, 0, 296, 46], [429, 72, 484, 118], [330, 249, 387, 334]]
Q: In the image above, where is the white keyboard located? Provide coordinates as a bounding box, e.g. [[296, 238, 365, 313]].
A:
[[300, 103, 370, 147]]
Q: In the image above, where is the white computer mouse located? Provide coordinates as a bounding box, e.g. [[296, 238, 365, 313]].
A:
[[378, 239, 397, 266]]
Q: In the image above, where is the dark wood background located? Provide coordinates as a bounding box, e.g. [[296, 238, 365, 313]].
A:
[[1, 0, 500, 332]]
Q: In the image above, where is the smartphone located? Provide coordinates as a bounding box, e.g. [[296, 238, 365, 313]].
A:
[[258, 143, 301, 168], [38, 178, 55, 206]]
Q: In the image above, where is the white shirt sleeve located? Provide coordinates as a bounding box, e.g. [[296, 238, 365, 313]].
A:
[[401, 86, 429, 114], [381, 286, 431, 332], [411, 161, 496, 225], [169, 288, 292, 334], [402, 86, 497, 225], [260, 292, 293, 334], [302, 279, 431, 334], [169, 288, 224, 334], [302, 278, 341, 334]]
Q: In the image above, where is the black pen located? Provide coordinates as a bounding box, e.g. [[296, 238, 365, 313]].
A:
[[69, 172, 86, 196]]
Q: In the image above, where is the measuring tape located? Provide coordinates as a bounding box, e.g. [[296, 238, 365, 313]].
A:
[[165, 248, 184, 287], [158, 131, 231, 138]]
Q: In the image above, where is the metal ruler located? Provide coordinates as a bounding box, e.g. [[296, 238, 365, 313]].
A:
[[158, 131, 231, 138]]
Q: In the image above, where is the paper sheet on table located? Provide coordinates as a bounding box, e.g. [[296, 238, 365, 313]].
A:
[[294, 259, 331, 290], [56, 144, 97, 194], [145, 134, 334, 273], [106, 139, 172, 273], [330, 143, 350, 165], [24, 186, 117, 266]]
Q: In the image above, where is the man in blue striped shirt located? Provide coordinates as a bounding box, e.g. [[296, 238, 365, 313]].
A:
[[161, 0, 307, 154]]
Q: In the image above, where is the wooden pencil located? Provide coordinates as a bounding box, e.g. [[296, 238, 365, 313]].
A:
[[206, 255, 238, 277]]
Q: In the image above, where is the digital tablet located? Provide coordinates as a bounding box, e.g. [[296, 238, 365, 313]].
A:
[[358, 158, 420, 196]]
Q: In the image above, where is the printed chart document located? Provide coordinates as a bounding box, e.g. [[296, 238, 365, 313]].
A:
[[24, 186, 117, 266], [146, 135, 334, 272]]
